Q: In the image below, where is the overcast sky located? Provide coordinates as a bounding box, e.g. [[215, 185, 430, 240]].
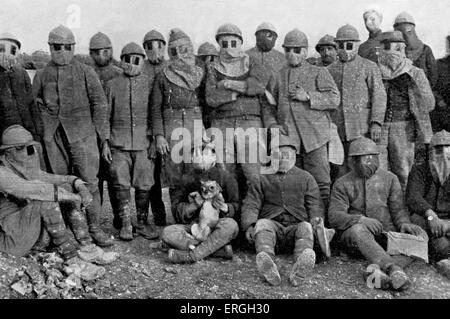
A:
[[2, 0, 450, 59]]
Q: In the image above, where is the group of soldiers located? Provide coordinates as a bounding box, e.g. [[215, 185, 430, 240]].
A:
[[1, 5, 450, 292]]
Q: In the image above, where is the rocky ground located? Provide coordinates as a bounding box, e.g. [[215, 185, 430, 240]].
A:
[[1, 189, 450, 299]]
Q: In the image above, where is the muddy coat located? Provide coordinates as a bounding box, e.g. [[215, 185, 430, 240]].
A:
[[358, 30, 383, 63], [241, 166, 324, 231], [0, 65, 43, 141], [328, 169, 410, 232], [327, 55, 387, 142], [409, 44, 438, 89], [94, 63, 123, 92], [246, 47, 285, 87]]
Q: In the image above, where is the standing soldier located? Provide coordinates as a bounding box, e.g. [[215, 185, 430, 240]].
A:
[[266, 29, 340, 208], [246, 22, 286, 87], [0, 33, 43, 162], [151, 29, 205, 191], [358, 6, 384, 62], [377, 31, 435, 191], [33, 25, 113, 247], [103, 43, 158, 241], [143, 30, 169, 227], [89, 32, 124, 229], [314, 34, 338, 67], [328, 24, 387, 176], [206, 23, 274, 198]]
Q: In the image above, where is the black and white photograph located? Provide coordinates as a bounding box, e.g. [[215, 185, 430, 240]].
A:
[[0, 0, 449, 306]]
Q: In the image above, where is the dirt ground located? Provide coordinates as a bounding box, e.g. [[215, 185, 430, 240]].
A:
[[1, 189, 450, 299]]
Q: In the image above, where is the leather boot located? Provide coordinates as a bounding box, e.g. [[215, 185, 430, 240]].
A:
[[135, 190, 159, 240], [85, 190, 114, 247], [168, 248, 195, 264], [256, 251, 281, 286], [290, 223, 316, 286], [150, 156, 167, 226], [116, 189, 133, 241], [211, 244, 233, 260], [385, 263, 411, 291], [67, 208, 92, 246]]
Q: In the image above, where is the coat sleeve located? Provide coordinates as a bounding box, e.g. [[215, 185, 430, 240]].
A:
[[245, 62, 268, 97], [103, 80, 113, 141], [205, 63, 236, 107], [150, 74, 165, 137], [308, 67, 340, 111], [85, 66, 108, 142], [367, 63, 387, 126], [328, 178, 363, 231], [405, 164, 434, 216], [241, 177, 264, 232], [388, 174, 411, 230], [21, 69, 43, 140], [304, 174, 325, 221], [221, 171, 240, 219], [424, 46, 438, 89], [260, 74, 278, 128], [414, 68, 436, 113], [34, 170, 77, 187]]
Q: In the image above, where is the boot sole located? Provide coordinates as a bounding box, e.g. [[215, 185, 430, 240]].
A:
[[390, 270, 411, 290], [256, 252, 281, 286], [289, 248, 316, 286]]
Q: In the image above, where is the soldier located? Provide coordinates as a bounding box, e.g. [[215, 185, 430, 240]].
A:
[[328, 24, 387, 177], [205, 23, 274, 198], [161, 143, 239, 263], [377, 31, 435, 191], [241, 134, 328, 286], [329, 137, 427, 291], [143, 30, 170, 227], [314, 34, 338, 67], [197, 42, 219, 65], [89, 32, 124, 230], [406, 130, 450, 268], [246, 22, 286, 86], [266, 29, 340, 208], [33, 25, 113, 247], [103, 43, 158, 241], [358, 5, 384, 62], [0, 125, 93, 260], [0, 33, 43, 162]]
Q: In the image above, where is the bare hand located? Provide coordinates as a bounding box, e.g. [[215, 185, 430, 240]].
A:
[[156, 135, 170, 156], [370, 123, 382, 143], [289, 86, 309, 102], [102, 141, 112, 164]]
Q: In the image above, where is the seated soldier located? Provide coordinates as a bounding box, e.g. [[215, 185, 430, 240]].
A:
[[329, 137, 426, 291], [406, 130, 450, 270], [241, 134, 328, 287], [0, 125, 95, 260], [161, 143, 239, 263]]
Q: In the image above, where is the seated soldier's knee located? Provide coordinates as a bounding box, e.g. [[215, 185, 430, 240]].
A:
[[431, 237, 450, 260], [296, 221, 313, 236], [344, 223, 372, 241], [254, 219, 276, 235], [161, 225, 178, 244]]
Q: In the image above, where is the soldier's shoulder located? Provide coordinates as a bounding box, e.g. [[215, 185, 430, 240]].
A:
[[358, 55, 378, 68]]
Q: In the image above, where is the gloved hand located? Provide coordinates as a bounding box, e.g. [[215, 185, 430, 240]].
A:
[[182, 203, 200, 220], [245, 225, 255, 244], [211, 195, 228, 213], [359, 216, 383, 235], [156, 135, 170, 156], [269, 123, 289, 136], [148, 139, 157, 160], [369, 123, 382, 143], [400, 223, 428, 241], [289, 86, 309, 102], [73, 180, 93, 208], [218, 80, 247, 93], [102, 141, 112, 164], [429, 216, 448, 238]]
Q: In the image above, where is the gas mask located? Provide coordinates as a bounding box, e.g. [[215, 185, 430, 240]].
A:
[[429, 145, 450, 185], [0, 39, 19, 70], [144, 40, 165, 65], [284, 47, 307, 67], [168, 39, 196, 66], [351, 154, 379, 179], [272, 146, 296, 173], [50, 43, 74, 66], [5, 144, 40, 178], [219, 35, 243, 59], [395, 23, 421, 50], [256, 30, 277, 53], [192, 144, 217, 172], [90, 48, 113, 67], [378, 42, 411, 80], [318, 45, 337, 66], [199, 55, 217, 64], [337, 41, 359, 62], [364, 11, 382, 34], [121, 54, 144, 77]]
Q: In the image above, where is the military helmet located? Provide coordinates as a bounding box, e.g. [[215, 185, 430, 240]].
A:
[[380, 31, 405, 44], [143, 30, 166, 46], [315, 34, 337, 52], [255, 22, 278, 36], [168, 28, 190, 44], [0, 32, 21, 49], [271, 133, 297, 152], [48, 25, 76, 45], [89, 32, 112, 50], [348, 137, 379, 156], [0, 125, 39, 150], [120, 42, 145, 58], [197, 42, 219, 56], [215, 24, 243, 43], [430, 130, 450, 148], [394, 11, 416, 27], [283, 29, 308, 48], [335, 24, 360, 42]]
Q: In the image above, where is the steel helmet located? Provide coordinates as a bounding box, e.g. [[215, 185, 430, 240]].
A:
[[430, 130, 450, 148], [215, 24, 243, 43], [315, 34, 337, 52], [394, 11, 416, 27], [120, 42, 145, 58], [256, 22, 278, 36], [0, 125, 39, 150], [335, 24, 360, 42], [197, 42, 219, 56], [348, 137, 380, 157], [283, 29, 308, 48], [48, 25, 76, 45], [89, 32, 112, 50], [0, 32, 21, 49], [143, 30, 166, 46]]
